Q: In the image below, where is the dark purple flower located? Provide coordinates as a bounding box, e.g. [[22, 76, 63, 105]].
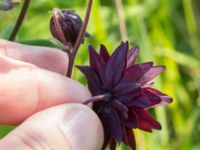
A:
[[77, 41, 172, 150], [50, 9, 90, 47]]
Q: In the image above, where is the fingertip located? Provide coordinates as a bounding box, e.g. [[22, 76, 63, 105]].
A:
[[0, 104, 104, 150], [59, 104, 104, 150], [0, 39, 69, 75], [35, 69, 92, 111], [0, 60, 91, 125], [29, 47, 69, 75]]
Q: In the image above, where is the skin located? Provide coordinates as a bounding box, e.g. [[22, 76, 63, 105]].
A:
[[0, 39, 104, 150]]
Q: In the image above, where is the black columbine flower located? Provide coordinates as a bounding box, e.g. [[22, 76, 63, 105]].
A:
[[77, 41, 172, 150], [50, 9, 90, 47]]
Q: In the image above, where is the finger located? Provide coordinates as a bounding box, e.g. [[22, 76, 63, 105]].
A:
[[0, 39, 68, 75], [0, 104, 104, 150], [0, 55, 91, 125]]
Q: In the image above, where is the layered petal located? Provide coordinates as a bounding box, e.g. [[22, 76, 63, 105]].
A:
[[76, 66, 103, 95], [89, 46, 105, 83], [109, 137, 117, 150], [114, 81, 142, 104], [125, 110, 139, 128], [139, 66, 165, 85], [144, 88, 173, 108], [123, 62, 153, 82], [135, 109, 161, 132], [100, 108, 123, 143], [125, 128, 136, 150], [100, 44, 110, 63], [104, 42, 128, 89], [127, 94, 151, 108], [113, 81, 140, 96], [126, 46, 139, 69]]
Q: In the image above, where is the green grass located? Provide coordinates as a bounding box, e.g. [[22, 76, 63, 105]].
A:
[[1, 0, 200, 149]]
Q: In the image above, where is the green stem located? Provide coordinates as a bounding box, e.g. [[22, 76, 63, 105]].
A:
[[67, 0, 93, 77], [114, 0, 128, 41]]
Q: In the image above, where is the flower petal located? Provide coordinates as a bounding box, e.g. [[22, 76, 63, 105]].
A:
[[113, 81, 142, 106], [109, 137, 117, 150], [143, 88, 162, 106], [100, 44, 110, 63], [123, 128, 136, 150], [88, 46, 105, 83], [112, 100, 128, 114], [113, 81, 141, 96], [144, 88, 173, 108], [104, 41, 128, 89], [135, 109, 161, 132], [125, 109, 139, 128], [117, 89, 141, 104], [100, 108, 123, 143], [126, 46, 139, 69], [139, 66, 165, 85], [127, 94, 151, 108], [76, 66, 103, 95], [123, 62, 153, 82]]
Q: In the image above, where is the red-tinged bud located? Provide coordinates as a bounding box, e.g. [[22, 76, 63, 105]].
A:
[[50, 9, 90, 48]]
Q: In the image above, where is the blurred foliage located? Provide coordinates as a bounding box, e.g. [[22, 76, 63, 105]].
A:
[[0, 0, 200, 149]]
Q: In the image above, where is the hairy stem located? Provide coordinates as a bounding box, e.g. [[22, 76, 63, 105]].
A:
[[114, 0, 128, 41], [9, 0, 31, 41], [67, 0, 93, 77]]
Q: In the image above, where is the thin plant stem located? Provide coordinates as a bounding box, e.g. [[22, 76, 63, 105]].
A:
[[9, 0, 31, 41], [67, 0, 93, 77], [114, 0, 128, 41], [83, 94, 111, 105]]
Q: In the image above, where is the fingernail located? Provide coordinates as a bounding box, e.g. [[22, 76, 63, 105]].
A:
[[59, 107, 102, 150]]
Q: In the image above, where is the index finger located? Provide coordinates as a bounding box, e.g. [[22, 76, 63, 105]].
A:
[[0, 39, 68, 75], [0, 55, 91, 125]]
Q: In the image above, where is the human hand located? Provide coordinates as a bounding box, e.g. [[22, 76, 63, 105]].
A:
[[0, 39, 104, 150]]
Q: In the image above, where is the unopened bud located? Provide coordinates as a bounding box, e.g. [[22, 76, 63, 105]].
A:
[[50, 9, 90, 47]]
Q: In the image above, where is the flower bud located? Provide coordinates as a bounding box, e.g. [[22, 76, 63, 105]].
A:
[[0, 0, 19, 11], [50, 9, 90, 47]]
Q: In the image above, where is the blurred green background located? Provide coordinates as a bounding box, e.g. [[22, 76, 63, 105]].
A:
[[0, 0, 200, 150]]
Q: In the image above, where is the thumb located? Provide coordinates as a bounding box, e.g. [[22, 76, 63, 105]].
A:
[[0, 104, 104, 150]]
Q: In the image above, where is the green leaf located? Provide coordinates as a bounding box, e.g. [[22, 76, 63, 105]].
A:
[[0, 126, 15, 138], [0, 24, 14, 39]]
